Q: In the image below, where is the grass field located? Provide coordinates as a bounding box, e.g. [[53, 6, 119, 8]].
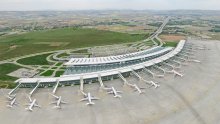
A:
[[0, 28, 145, 61], [0, 81, 17, 89], [17, 53, 52, 65], [55, 63, 63, 66], [41, 70, 54, 76], [162, 41, 178, 47], [55, 71, 65, 77], [0, 63, 21, 81], [153, 39, 161, 45], [57, 52, 69, 58], [72, 49, 88, 53]]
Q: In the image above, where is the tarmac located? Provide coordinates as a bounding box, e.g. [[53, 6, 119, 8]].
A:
[[0, 39, 220, 124]]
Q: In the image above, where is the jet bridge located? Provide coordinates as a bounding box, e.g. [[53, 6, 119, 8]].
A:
[[153, 65, 166, 75], [178, 53, 195, 59], [98, 74, 104, 89], [118, 71, 145, 94], [79, 76, 86, 96], [118, 72, 129, 85], [175, 56, 188, 62], [8, 82, 21, 96], [169, 59, 182, 67], [131, 69, 142, 80], [180, 51, 195, 56], [143, 67, 155, 78], [162, 62, 175, 70], [130, 69, 159, 87], [52, 79, 60, 94], [29, 80, 40, 96]]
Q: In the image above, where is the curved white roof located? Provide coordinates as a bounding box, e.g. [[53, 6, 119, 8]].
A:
[[16, 40, 185, 84], [65, 46, 171, 66]]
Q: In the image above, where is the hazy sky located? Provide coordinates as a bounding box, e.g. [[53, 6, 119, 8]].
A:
[[0, 0, 220, 11]]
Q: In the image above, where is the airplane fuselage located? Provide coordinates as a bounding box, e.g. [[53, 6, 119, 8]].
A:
[[56, 96, 62, 106], [10, 98, 16, 105], [7, 98, 17, 107], [134, 85, 142, 94], [28, 99, 37, 110], [112, 87, 118, 96], [173, 70, 183, 77], [150, 81, 160, 88], [87, 93, 92, 104], [111, 87, 121, 97]]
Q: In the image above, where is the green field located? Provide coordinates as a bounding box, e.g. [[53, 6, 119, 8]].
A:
[[0, 63, 21, 81], [0, 81, 17, 89], [163, 41, 178, 47], [51, 67, 57, 69], [55, 63, 63, 66], [55, 71, 65, 77], [72, 49, 88, 53], [41, 70, 54, 76], [17, 53, 52, 65], [0, 28, 145, 61], [153, 39, 161, 45]]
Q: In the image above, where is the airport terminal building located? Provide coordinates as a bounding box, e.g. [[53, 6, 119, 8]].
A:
[[15, 40, 186, 88]]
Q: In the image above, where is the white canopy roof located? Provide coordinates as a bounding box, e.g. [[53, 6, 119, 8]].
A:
[[16, 40, 185, 84], [65, 46, 163, 66]]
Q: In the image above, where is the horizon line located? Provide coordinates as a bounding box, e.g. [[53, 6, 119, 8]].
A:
[[1, 9, 220, 12]]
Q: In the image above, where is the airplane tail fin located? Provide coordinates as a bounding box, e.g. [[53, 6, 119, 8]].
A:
[[139, 91, 145, 94], [53, 106, 61, 109], [114, 95, 121, 98], [6, 105, 12, 108], [86, 102, 95, 105], [25, 107, 33, 112], [6, 94, 16, 100], [34, 104, 41, 108], [49, 93, 59, 99], [61, 101, 68, 104]]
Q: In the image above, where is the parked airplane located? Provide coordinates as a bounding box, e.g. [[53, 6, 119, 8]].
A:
[[132, 84, 145, 94], [107, 87, 122, 98], [173, 70, 184, 77], [50, 94, 67, 109], [149, 81, 160, 88], [6, 94, 16, 100], [80, 92, 99, 105], [25, 96, 40, 111], [191, 60, 201, 63], [7, 98, 18, 108]]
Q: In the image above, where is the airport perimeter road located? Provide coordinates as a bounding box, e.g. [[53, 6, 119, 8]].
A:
[[0, 39, 220, 124]]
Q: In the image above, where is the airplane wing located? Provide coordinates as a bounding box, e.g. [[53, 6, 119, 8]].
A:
[[28, 96, 32, 102], [61, 101, 68, 104], [24, 104, 31, 106], [103, 87, 111, 90], [116, 91, 123, 93], [107, 91, 113, 94], [34, 103, 41, 108], [50, 101, 57, 104], [91, 97, 99, 100], [80, 98, 88, 101], [6, 105, 13, 108], [53, 105, 61, 109], [25, 107, 33, 111], [139, 87, 146, 89], [50, 93, 59, 99]]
